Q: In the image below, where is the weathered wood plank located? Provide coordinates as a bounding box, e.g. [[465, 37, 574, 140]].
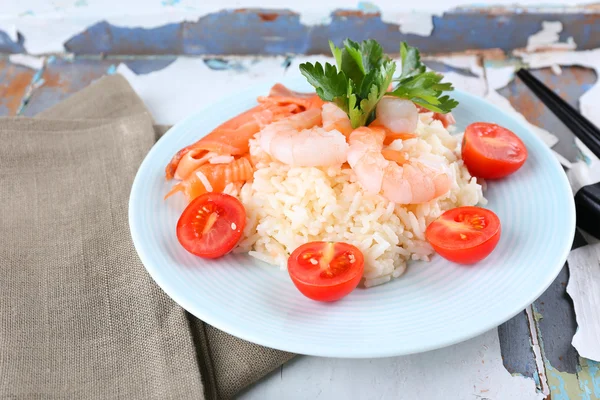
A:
[[20, 57, 176, 116], [499, 66, 598, 162], [0, 59, 34, 116], [20, 58, 115, 117], [497, 311, 538, 379], [498, 66, 600, 399], [36, 9, 600, 56], [0, 31, 25, 54]]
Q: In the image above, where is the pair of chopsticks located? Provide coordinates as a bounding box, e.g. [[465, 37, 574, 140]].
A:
[[516, 69, 600, 158]]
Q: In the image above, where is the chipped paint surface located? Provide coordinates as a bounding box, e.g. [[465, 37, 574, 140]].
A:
[[525, 21, 576, 52], [545, 359, 600, 400], [0, 60, 35, 115], [8, 54, 44, 69], [530, 293, 600, 399], [2, 1, 600, 54], [382, 11, 436, 36], [520, 49, 600, 129], [240, 330, 544, 399], [567, 244, 600, 362], [116, 56, 288, 124], [483, 63, 560, 150]]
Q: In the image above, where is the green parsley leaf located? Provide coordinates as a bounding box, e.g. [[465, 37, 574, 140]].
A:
[[301, 39, 396, 128], [389, 42, 457, 114], [300, 38, 458, 128], [299, 62, 347, 102], [398, 42, 426, 81]]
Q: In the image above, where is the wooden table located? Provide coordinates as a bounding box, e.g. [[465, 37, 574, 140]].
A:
[[2, 3, 599, 398]]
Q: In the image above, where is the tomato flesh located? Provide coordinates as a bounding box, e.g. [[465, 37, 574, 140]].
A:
[[288, 241, 364, 302], [176, 192, 246, 259], [426, 206, 501, 264], [462, 122, 528, 179]]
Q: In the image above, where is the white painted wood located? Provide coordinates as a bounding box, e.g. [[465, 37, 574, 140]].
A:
[[567, 244, 600, 362], [240, 330, 543, 400], [116, 57, 288, 125]]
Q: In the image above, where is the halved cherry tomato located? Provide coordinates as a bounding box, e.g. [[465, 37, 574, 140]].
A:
[[425, 206, 501, 264], [462, 122, 528, 179], [176, 192, 246, 258], [287, 241, 364, 302]]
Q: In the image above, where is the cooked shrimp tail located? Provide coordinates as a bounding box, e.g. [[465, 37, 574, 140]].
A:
[[165, 157, 254, 203]]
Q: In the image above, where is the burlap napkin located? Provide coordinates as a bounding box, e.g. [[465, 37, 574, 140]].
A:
[[0, 74, 293, 399]]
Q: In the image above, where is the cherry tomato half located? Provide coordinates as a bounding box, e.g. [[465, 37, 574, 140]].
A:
[[287, 241, 364, 302], [425, 206, 501, 265], [462, 122, 528, 179], [176, 192, 246, 259]]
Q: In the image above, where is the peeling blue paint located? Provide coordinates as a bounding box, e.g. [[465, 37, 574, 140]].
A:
[[122, 58, 177, 74], [0, 30, 26, 54], [587, 360, 600, 398], [31, 68, 44, 85], [64, 21, 182, 54], [548, 364, 571, 400], [357, 2, 380, 14], [52, 9, 600, 56], [576, 144, 592, 165], [203, 58, 231, 71], [282, 56, 293, 69], [203, 58, 248, 72], [423, 60, 479, 77], [106, 64, 117, 75], [47, 55, 57, 65], [183, 9, 308, 55], [579, 379, 593, 400]]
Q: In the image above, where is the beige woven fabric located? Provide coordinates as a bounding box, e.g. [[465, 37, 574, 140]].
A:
[[0, 75, 293, 400]]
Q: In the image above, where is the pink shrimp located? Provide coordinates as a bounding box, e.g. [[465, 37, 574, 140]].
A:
[[165, 156, 253, 203], [347, 127, 450, 204], [258, 107, 349, 167], [165, 84, 324, 180], [322, 103, 353, 138]]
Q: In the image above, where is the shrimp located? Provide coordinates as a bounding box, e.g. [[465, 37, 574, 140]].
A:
[[165, 84, 324, 180], [165, 156, 253, 203], [347, 127, 450, 204], [259, 107, 349, 167], [258, 83, 326, 111], [376, 96, 419, 134], [322, 103, 353, 138]]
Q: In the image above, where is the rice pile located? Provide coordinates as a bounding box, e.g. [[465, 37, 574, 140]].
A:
[[228, 112, 486, 287]]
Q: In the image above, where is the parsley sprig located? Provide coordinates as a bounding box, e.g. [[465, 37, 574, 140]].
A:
[[299, 39, 458, 128]]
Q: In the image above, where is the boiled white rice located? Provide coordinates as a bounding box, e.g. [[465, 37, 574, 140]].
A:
[[230, 112, 486, 287]]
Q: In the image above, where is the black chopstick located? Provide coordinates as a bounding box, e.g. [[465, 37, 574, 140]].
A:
[[516, 68, 600, 159], [516, 69, 598, 138]]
